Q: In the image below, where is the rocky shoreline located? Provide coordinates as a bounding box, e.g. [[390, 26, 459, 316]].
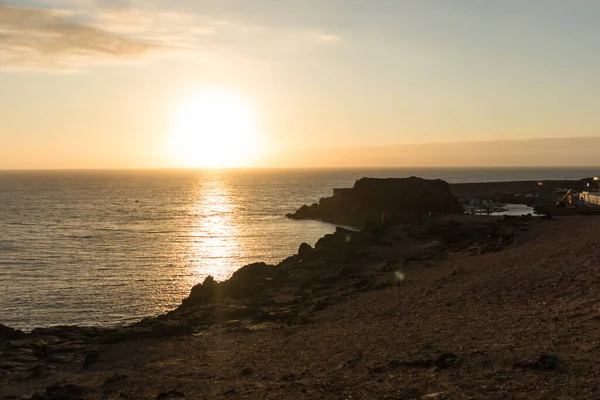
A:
[[1, 211, 536, 399], [287, 177, 598, 226], [3, 176, 593, 399]]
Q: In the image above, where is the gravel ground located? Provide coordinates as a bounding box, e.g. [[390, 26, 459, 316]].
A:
[[3, 216, 600, 399]]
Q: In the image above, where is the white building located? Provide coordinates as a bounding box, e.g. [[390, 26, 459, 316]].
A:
[[579, 191, 600, 206]]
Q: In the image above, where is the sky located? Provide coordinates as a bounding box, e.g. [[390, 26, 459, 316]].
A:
[[1, 0, 600, 169]]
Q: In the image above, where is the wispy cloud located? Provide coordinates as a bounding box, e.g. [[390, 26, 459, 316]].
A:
[[0, 4, 164, 70], [0, 2, 343, 71], [315, 33, 342, 44]]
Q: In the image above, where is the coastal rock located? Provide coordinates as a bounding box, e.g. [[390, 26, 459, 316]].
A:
[[185, 276, 218, 304], [298, 242, 313, 258], [182, 263, 276, 307], [287, 177, 463, 226], [229, 262, 271, 283], [0, 323, 26, 340]]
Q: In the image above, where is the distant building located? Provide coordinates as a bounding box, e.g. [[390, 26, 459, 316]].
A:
[[579, 191, 600, 207]]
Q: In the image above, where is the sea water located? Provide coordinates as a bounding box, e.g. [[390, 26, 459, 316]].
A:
[[1, 167, 598, 330]]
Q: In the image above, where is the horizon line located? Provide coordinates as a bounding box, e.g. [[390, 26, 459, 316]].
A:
[[2, 165, 600, 172]]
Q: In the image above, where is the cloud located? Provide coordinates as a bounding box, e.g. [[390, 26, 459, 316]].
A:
[[94, 0, 134, 9], [315, 33, 342, 44], [0, 2, 344, 71], [0, 4, 164, 70], [95, 8, 216, 47]]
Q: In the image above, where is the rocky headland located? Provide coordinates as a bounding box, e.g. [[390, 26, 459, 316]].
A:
[[287, 177, 599, 226], [286, 177, 463, 226], [2, 177, 600, 399]]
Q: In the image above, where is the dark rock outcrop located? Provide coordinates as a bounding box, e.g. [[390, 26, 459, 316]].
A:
[[287, 177, 463, 226], [181, 262, 275, 307], [0, 323, 26, 340], [298, 242, 313, 258]]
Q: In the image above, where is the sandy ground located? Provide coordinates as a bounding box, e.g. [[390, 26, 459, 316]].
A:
[[3, 216, 600, 399]]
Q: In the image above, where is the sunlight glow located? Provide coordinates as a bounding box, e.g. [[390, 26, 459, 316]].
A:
[[179, 178, 245, 289], [170, 91, 260, 168]]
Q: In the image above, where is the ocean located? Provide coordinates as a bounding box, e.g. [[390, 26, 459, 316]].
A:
[[1, 167, 598, 330]]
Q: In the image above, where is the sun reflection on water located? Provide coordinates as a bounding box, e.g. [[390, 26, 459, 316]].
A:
[[181, 178, 244, 289]]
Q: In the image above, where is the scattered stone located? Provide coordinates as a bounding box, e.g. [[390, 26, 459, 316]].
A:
[[0, 361, 33, 371], [31, 343, 48, 359], [46, 354, 74, 364], [29, 383, 89, 400], [423, 392, 446, 399], [388, 359, 432, 369], [368, 364, 386, 374], [239, 367, 253, 376], [312, 301, 328, 312], [103, 373, 129, 387], [279, 373, 297, 381], [153, 321, 194, 338], [27, 364, 52, 379], [318, 275, 338, 286], [514, 354, 562, 372], [353, 278, 369, 289], [336, 355, 363, 370], [433, 353, 459, 370], [156, 389, 186, 399], [82, 351, 100, 369], [337, 264, 362, 276]]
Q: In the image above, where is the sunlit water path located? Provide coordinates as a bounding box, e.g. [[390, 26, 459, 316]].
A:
[[1, 168, 598, 330]]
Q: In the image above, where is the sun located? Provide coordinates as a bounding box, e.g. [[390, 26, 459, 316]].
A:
[[170, 91, 260, 168]]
